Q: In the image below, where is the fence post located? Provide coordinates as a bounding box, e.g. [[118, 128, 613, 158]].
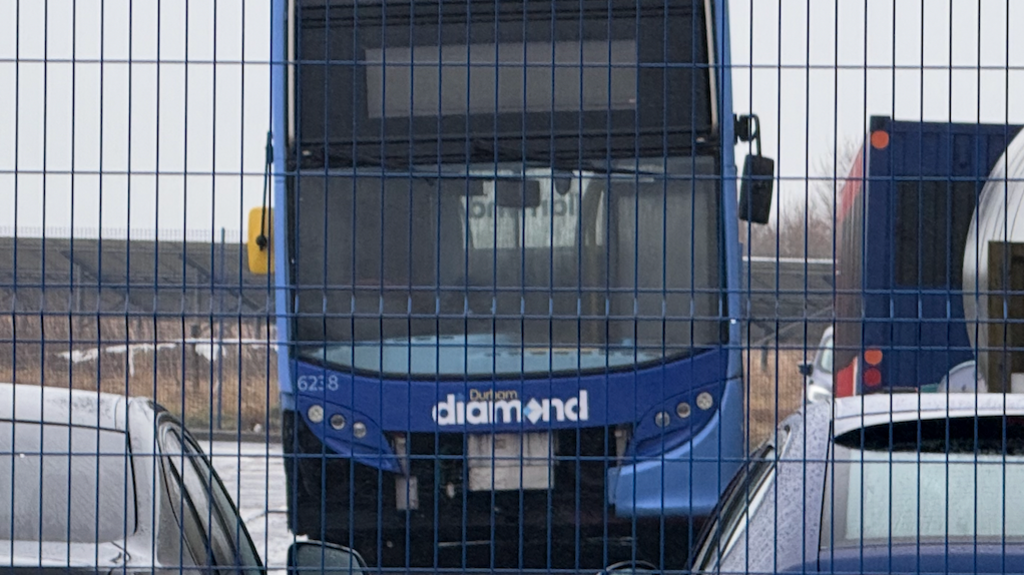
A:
[[217, 227, 226, 430]]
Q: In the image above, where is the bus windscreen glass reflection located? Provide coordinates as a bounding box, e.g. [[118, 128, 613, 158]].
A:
[[364, 40, 638, 119]]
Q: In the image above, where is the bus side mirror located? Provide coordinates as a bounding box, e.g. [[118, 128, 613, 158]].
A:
[[247, 207, 273, 274], [738, 153, 774, 225]]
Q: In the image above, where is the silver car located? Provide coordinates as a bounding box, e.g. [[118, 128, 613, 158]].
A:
[[0, 383, 362, 574], [690, 393, 1024, 574]]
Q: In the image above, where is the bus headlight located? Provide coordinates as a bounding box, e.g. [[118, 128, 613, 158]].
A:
[[696, 392, 714, 410], [630, 384, 724, 458], [294, 396, 401, 474], [307, 404, 325, 424]]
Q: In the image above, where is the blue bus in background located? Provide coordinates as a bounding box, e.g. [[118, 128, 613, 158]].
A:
[[834, 117, 1022, 397], [250, 0, 772, 570]]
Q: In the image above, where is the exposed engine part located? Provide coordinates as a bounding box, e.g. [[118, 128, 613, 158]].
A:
[[614, 425, 632, 462], [396, 476, 419, 511], [392, 434, 419, 511]]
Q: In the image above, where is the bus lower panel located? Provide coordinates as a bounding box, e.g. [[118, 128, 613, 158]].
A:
[[282, 411, 695, 570]]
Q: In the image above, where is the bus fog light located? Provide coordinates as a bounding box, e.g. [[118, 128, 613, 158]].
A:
[[696, 392, 714, 411], [676, 402, 691, 418], [353, 422, 368, 438], [654, 411, 671, 428], [307, 404, 324, 424], [330, 414, 346, 430]]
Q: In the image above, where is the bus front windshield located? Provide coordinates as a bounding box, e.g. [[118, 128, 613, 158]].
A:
[[292, 156, 722, 379]]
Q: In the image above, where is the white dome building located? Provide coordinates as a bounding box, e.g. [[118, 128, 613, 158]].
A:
[[962, 129, 1024, 392]]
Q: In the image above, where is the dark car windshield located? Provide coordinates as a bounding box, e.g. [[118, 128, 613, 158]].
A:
[[0, 422, 135, 543], [826, 417, 1024, 546]]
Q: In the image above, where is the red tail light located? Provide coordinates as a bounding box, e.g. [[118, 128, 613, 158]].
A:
[[863, 367, 883, 388]]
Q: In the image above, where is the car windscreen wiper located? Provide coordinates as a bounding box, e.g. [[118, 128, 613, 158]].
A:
[[310, 148, 451, 183], [469, 139, 659, 177], [313, 140, 659, 180]]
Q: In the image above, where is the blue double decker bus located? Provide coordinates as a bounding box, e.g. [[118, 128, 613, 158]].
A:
[[251, 0, 772, 570]]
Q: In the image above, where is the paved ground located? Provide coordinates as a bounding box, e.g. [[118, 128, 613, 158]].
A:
[[203, 440, 294, 573]]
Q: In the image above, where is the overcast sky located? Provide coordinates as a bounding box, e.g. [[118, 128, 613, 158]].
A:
[[731, 0, 1024, 220], [1, 0, 1022, 237], [0, 0, 271, 240]]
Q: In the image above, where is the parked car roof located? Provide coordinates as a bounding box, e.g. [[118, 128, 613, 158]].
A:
[[692, 393, 1024, 574], [833, 392, 1024, 435], [0, 382, 129, 430]]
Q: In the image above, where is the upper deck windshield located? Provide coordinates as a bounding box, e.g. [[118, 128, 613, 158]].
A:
[[292, 156, 722, 379], [293, 1, 712, 164]]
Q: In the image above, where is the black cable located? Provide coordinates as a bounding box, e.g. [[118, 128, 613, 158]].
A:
[[256, 130, 273, 250]]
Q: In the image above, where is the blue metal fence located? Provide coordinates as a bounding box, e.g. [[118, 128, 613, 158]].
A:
[[4, 1, 1024, 575]]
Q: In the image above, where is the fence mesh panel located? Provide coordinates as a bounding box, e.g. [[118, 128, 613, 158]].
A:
[[2, 2, 1023, 575]]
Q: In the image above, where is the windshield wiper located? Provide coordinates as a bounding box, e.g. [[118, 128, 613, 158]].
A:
[[308, 140, 658, 179], [470, 139, 659, 177], [309, 147, 452, 183]]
